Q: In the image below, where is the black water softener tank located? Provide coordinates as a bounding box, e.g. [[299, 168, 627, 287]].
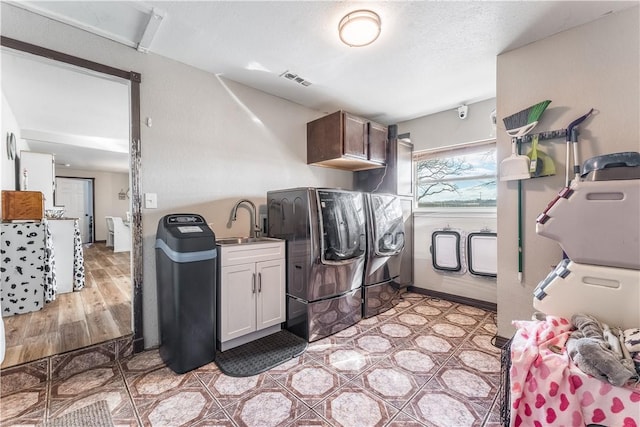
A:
[[155, 214, 217, 373]]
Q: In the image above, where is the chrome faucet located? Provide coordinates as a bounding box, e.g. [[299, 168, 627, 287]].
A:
[[230, 199, 261, 238]]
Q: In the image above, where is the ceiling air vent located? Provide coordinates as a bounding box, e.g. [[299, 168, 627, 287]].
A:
[[280, 70, 312, 87]]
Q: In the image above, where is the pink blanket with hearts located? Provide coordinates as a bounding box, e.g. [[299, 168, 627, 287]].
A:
[[509, 316, 640, 427]]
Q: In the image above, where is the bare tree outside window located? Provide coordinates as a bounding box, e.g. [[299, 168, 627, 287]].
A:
[[416, 145, 497, 208]]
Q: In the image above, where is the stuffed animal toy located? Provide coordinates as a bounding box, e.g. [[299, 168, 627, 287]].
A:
[[566, 314, 638, 387]]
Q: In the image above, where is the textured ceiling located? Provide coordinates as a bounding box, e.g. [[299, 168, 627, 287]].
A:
[[2, 1, 636, 172], [131, 1, 637, 123], [14, 1, 636, 124]]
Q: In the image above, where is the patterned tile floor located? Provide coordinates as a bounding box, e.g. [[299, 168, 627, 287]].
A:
[[0, 293, 503, 427]]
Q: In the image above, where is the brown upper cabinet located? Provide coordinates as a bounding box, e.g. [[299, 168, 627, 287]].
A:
[[307, 111, 387, 171]]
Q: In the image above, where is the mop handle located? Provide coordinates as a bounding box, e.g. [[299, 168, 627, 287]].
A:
[[572, 127, 581, 179], [566, 109, 594, 184], [517, 139, 524, 283], [565, 141, 570, 187], [518, 179, 523, 283]]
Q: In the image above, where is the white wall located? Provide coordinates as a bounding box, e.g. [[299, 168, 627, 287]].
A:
[[399, 98, 498, 303], [1, 3, 352, 348], [55, 168, 129, 241], [1, 93, 31, 195], [496, 8, 640, 338], [400, 98, 496, 151], [414, 212, 497, 303]]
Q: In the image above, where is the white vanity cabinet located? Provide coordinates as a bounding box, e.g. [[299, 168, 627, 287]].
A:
[[217, 239, 285, 351]]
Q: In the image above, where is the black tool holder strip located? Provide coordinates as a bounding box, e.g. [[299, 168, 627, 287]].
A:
[[518, 129, 568, 143]]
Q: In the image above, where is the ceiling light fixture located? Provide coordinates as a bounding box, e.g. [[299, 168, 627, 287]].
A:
[[338, 9, 381, 47]]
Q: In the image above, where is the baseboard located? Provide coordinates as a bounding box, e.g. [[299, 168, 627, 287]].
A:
[[132, 336, 145, 353], [493, 335, 511, 349], [407, 286, 497, 312]]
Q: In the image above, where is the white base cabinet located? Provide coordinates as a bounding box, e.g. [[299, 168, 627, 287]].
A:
[[217, 240, 285, 351], [47, 219, 76, 293]]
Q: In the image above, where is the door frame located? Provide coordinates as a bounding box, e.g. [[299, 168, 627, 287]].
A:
[[1, 36, 145, 353]]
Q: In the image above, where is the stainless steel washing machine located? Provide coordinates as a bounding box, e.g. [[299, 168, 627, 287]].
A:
[[362, 193, 405, 318], [267, 188, 365, 341]]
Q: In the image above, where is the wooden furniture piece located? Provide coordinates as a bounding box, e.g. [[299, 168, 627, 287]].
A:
[[1, 190, 44, 221], [217, 239, 285, 351], [307, 110, 387, 171]]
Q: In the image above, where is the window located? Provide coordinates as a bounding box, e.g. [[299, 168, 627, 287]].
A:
[[414, 140, 496, 208]]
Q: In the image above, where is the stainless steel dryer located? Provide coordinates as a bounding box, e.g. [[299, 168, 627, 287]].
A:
[[267, 188, 365, 342], [362, 193, 405, 318]]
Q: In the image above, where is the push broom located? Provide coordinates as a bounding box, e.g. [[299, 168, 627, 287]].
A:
[[501, 100, 552, 282]]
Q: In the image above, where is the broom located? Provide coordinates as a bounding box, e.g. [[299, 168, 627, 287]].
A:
[[501, 99, 552, 283], [503, 100, 551, 138], [500, 100, 552, 182]]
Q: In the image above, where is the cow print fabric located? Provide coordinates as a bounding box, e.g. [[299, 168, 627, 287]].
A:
[[1, 221, 86, 317], [1, 223, 46, 316], [72, 219, 85, 291]]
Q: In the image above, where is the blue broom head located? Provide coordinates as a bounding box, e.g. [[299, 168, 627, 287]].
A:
[[503, 100, 552, 131]]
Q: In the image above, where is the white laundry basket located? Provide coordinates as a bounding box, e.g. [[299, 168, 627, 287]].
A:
[[533, 259, 640, 329], [536, 179, 640, 270]]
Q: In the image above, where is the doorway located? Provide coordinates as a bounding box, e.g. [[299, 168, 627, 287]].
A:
[[1, 36, 144, 365], [55, 177, 95, 243]]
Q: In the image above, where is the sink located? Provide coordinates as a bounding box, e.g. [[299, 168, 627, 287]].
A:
[[216, 237, 281, 246]]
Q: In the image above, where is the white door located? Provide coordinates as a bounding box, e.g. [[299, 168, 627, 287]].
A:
[[55, 177, 93, 243], [256, 259, 286, 330]]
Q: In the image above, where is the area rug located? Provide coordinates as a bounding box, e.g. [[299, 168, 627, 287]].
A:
[[215, 330, 308, 377], [42, 400, 114, 427]]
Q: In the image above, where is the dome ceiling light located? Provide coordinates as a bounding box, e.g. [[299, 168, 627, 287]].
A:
[[338, 9, 381, 47]]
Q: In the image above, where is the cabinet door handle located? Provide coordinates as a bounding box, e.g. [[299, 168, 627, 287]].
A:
[[258, 272, 262, 293], [252, 273, 256, 293]]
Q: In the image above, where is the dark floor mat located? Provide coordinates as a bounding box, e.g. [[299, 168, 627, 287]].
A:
[[215, 330, 308, 377], [42, 400, 114, 427]]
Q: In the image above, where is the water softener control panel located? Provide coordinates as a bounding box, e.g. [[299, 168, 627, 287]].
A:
[[166, 214, 205, 224], [165, 214, 207, 234]]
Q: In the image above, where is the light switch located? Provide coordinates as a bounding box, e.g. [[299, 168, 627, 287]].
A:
[[144, 193, 158, 209]]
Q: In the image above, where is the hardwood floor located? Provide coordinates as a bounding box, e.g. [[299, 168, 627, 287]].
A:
[[1, 242, 132, 368]]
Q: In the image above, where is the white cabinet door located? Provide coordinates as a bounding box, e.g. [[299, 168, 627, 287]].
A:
[[256, 259, 286, 330], [219, 263, 256, 341]]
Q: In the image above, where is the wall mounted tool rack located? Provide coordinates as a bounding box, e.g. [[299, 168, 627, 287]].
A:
[[514, 129, 570, 180], [519, 129, 568, 144]]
